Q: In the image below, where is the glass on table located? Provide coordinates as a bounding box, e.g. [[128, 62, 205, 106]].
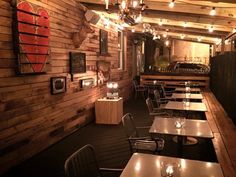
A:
[[174, 117, 186, 129], [160, 161, 181, 177], [183, 98, 190, 108]]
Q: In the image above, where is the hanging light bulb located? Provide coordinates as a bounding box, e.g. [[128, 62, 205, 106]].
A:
[[233, 28, 236, 33], [180, 34, 185, 39], [197, 36, 202, 42], [163, 33, 167, 38], [131, 28, 136, 33], [210, 7, 216, 16], [158, 19, 163, 26], [153, 35, 158, 40], [208, 25, 214, 33], [105, 0, 109, 10], [165, 40, 170, 46], [169, 0, 175, 8], [183, 22, 188, 28], [132, 0, 138, 8], [121, 0, 127, 10]]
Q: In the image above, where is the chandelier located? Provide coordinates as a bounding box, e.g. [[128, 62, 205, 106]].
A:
[[105, 0, 146, 26]]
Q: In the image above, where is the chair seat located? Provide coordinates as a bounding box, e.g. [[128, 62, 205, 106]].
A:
[[134, 140, 157, 151]]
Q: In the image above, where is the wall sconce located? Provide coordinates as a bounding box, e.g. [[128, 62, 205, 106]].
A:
[[106, 82, 119, 99]]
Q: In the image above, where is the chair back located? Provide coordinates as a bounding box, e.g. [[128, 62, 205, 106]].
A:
[[146, 98, 154, 114], [160, 85, 166, 98], [122, 113, 139, 138], [133, 80, 138, 91], [64, 144, 101, 177], [153, 90, 161, 107]]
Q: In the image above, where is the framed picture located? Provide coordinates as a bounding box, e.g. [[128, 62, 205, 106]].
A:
[[97, 60, 110, 85], [100, 29, 108, 55], [70, 52, 86, 74], [51, 77, 67, 94]]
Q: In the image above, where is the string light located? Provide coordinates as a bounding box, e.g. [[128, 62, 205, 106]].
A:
[[208, 25, 214, 33], [197, 36, 202, 42], [165, 40, 170, 46], [180, 34, 185, 39], [132, 0, 139, 8], [169, 0, 175, 8], [183, 22, 188, 28], [233, 28, 236, 33], [158, 19, 163, 26], [105, 0, 109, 10], [210, 7, 216, 16], [153, 35, 158, 40], [163, 33, 168, 38], [121, 0, 127, 10]]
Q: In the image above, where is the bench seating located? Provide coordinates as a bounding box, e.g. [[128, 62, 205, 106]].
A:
[[203, 91, 236, 177]]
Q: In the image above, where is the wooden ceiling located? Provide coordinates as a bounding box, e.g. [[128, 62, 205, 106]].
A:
[[77, 0, 236, 44]]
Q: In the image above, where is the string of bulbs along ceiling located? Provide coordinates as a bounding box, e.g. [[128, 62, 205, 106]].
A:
[[101, 0, 235, 45]]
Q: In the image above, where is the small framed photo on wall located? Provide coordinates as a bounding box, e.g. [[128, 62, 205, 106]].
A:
[[100, 29, 108, 55], [51, 77, 67, 94], [70, 52, 86, 74]]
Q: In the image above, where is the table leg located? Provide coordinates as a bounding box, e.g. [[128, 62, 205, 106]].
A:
[[173, 136, 198, 145]]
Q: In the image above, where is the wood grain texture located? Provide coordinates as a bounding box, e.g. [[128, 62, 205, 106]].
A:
[[204, 91, 236, 177], [0, 0, 133, 174], [95, 98, 123, 124], [141, 74, 210, 88]]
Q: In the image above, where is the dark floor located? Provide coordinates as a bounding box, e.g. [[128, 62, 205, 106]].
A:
[[2, 97, 217, 177]]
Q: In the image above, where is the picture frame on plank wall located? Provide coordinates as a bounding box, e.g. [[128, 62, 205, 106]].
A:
[[50, 77, 67, 95], [99, 29, 108, 55]]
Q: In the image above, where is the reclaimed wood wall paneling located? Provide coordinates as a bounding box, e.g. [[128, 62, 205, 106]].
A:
[[0, 0, 133, 174]]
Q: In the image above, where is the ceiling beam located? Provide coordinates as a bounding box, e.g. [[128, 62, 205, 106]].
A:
[[149, 24, 228, 38], [144, 9, 236, 27], [145, 1, 236, 19], [81, 2, 236, 28]]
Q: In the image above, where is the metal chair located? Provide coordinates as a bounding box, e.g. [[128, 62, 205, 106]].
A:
[[153, 89, 169, 106], [159, 84, 173, 99], [64, 144, 122, 177], [133, 80, 146, 99], [146, 97, 171, 117], [121, 113, 164, 154]]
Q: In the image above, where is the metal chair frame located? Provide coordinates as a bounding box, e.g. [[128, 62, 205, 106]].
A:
[[64, 144, 122, 177]]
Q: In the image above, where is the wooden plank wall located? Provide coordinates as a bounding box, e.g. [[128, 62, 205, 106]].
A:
[[210, 51, 236, 125], [0, 0, 133, 174]]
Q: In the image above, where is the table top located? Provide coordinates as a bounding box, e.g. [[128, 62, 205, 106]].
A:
[[164, 101, 207, 112], [171, 93, 203, 99], [149, 117, 213, 138], [120, 153, 224, 177], [175, 87, 201, 92]]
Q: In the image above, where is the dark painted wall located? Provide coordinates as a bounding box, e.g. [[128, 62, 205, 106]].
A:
[[210, 52, 236, 124]]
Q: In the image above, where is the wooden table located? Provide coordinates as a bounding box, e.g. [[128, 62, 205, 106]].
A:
[[120, 153, 224, 177], [95, 97, 123, 124], [149, 117, 213, 139], [171, 93, 203, 100], [164, 101, 207, 112], [175, 87, 201, 93]]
